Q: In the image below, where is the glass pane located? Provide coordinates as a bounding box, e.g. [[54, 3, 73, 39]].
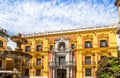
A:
[[25, 46, 30, 52], [85, 68, 92, 76], [100, 40, 108, 47], [85, 56, 91, 64], [36, 59, 41, 65], [36, 69, 41, 76], [59, 56, 65, 65], [71, 44, 75, 49], [85, 41, 92, 48], [36, 45, 42, 51], [50, 45, 53, 51]]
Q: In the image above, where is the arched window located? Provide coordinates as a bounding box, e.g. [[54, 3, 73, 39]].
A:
[[58, 42, 65, 51]]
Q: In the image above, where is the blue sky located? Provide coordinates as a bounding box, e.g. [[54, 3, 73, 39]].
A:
[[0, 0, 119, 49]]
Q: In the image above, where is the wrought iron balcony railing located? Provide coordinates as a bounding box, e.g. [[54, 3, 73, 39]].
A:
[[49, 61, 76, 67], [33, 63, 43, 66], [82, 61, 96, 68], [82, 61, 96, 65], [22, 63, 32, 66], [22, 63, 43, 66]]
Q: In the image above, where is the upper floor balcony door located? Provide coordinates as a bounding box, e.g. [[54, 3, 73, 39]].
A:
[[57, 69, 66, 78]]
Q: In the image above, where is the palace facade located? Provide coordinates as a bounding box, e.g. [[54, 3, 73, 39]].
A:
[[21, 24, 118, 78]]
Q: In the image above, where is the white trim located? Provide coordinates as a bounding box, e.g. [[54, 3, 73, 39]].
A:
[[0, 70, 14, 73]]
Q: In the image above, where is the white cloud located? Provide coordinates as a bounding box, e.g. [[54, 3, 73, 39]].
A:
[[7, 38, 16, 50], [0, 0, 119, 49], [0, 0, 118, 33]]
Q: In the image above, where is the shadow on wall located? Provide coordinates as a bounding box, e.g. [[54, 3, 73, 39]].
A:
[[21, 76, 30, 78]]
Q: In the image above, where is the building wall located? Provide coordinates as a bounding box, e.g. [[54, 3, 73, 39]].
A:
[[0, 31, 9, 71], [0, 36, 7, 51], [21, 26, 118, 78]]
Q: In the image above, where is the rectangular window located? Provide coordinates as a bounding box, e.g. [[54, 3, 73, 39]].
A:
[[50, 45, 53, 51], [25, 60, 29, 66], [25, 46, 30, 52], [36, 69, 41, 76], [85, 56, 91, 65], [59, 56, 65, 65], [36, 45, 42, 51], [25, 69, 29, 76], [100, 40, 108, 47], [85, 41, 92, 48], [0, 61, 2, 67], [36, 58, 41, 66], [0, 40, 3, 48], [71, 44, 75, 49], [85, 68, 92, 76]]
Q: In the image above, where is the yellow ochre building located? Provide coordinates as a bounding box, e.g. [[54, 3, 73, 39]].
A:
[[21, 24, 118, 78], [0, 27, 11, 76]]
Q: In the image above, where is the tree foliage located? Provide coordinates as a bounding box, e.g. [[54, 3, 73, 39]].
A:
[[96, 56, 120, 78]]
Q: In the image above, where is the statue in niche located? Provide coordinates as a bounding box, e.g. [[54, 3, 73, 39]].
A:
[[60, 45, 65, 52]]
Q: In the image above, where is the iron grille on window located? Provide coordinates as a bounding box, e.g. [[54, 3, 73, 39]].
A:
[[25, 46, 30, 52], [36, 45, 42, 51], [36, 59, 41, 66], [25, 69, 29, 76], [36, 69, 41, 76], [100, 40, 108, 47], [85, 41, 92, 48], [71, 44, 75, 49], [50, 45, 53, 51], [85, 68, 92, 76], [85, 56, 91, 64]]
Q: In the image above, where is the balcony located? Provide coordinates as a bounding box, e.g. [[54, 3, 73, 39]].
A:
[[49, 61, 76, 67], [49, 62, 56, 67], [33, 63, 43, 68], [22, 63, 43, 68], [22, 63, 32, 68], [82, 61, 96, 68]]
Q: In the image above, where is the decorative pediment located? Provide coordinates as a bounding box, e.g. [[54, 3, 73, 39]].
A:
[[98, 33, 108, 38], [55, 37, 69, 42], [83, 35, 93, 40], [35, 39, 43, 44], [54, 37, 69, 52]]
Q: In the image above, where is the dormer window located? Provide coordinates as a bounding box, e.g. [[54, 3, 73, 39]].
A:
[[100, 40, 108, 47]]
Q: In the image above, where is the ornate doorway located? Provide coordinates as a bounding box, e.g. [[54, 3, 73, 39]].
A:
[[57, 69, 66, 78]]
